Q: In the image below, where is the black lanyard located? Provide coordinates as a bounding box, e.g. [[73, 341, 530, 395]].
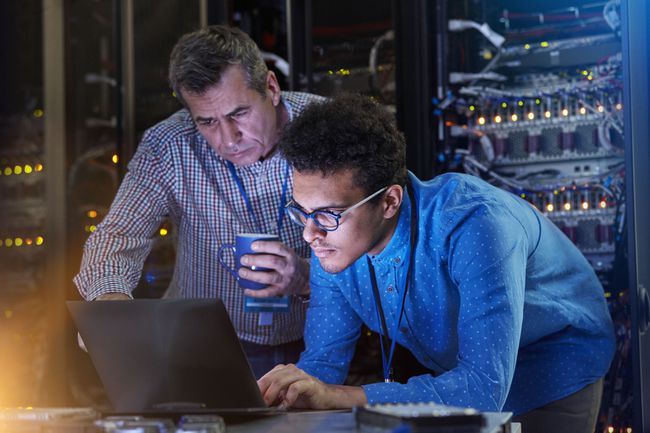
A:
[[368, 184, 418, 383], [226, 160, 290, 236]]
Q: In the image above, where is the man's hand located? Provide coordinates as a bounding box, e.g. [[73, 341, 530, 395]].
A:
[[95, 292, 131, 301], [239, 240, 310, 298], [257, 364, 366, 410]]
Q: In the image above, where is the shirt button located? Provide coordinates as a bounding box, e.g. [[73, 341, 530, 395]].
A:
[[393, 258, 401, 264], [387, 286, 394, 292], [400, 327, 408, 334]]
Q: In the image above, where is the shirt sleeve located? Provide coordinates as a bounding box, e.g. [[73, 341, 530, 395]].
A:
[[363, 204, 528, 411], [296, 257, 363, 384], [73, 129, 172, 300]]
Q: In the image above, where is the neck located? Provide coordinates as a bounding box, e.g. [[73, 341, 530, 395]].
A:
[[261, 99, 289, 161]]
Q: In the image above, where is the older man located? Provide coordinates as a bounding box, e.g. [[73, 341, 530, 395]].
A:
[[74, 26, 324, 377]]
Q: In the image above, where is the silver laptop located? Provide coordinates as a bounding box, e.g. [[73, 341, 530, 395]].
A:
[[67, 298, 268, 413]]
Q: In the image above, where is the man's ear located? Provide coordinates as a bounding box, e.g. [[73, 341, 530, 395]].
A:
[[267, 71, 282, 106], [383, 185, 404, 219]]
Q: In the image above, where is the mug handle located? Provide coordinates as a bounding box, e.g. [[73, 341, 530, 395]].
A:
[[217, 244, 238, 279]]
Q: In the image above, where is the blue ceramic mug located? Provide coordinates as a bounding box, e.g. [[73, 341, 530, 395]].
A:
[[218, 233, 280, 290]]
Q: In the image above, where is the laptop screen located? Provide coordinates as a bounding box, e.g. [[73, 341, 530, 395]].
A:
[[67, 298, 266, 412]]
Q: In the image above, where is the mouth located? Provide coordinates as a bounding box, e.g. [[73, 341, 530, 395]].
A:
[[311, 247, 336, 258], [228, 147, 252, 159]]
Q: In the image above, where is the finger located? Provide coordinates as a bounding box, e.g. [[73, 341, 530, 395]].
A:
[[262, 377, 290, 406], [260, 365, 305, 406], [282, 376, 324, 410], [251, 240, 292, 257], [241, 253, 288, 272], [77, 332, 88, 353], [238, 267, 283, 286], [282, 380, 311, 409], [257, 363, 290, 395], [244, 287, 284, 298]]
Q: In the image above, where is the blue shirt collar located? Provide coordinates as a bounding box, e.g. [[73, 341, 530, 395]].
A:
[[367, 186, 412, 268]]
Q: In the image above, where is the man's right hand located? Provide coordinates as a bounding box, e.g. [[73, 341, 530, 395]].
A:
[[78, 292, 131, 351]]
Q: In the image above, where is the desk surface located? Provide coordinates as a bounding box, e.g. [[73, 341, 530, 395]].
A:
[[226, 410, 520, 433]]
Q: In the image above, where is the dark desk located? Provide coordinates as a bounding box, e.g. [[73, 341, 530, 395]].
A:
[[226, 410, 520, 433], [0, 408, 521, 432]]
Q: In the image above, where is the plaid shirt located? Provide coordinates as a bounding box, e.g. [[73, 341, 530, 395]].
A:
[[74, 92, 325, 345]]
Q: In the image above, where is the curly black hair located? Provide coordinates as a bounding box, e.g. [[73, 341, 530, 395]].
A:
[[279, 94, 407, 196]]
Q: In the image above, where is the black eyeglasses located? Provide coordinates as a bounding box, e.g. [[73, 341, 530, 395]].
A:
[[285, 187, 388, 232]]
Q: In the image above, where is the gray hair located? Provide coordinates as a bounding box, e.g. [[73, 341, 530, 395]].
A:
[[168, 25, 269, 106]]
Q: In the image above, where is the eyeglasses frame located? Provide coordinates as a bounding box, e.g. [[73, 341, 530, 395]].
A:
[[285, 186, 389, 232]]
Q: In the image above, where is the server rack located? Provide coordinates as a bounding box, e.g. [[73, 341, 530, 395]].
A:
[[622, 0, 650, 431]]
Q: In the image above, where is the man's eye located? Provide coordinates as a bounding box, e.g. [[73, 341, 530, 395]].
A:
[[198, 119, 215, 126]]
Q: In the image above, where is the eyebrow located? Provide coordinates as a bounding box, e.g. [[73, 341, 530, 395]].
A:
[[291, 199, 349, 213], [226, 106, 249, 117], [194, 115, 214, 123], [194, 105, 250, 124]]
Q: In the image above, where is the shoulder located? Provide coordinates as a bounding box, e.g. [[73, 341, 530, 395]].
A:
[[138, 108, 198, 153], [415, 172, 519, 209], [413, 172, 531, 235], [281, 91, 327, 117]]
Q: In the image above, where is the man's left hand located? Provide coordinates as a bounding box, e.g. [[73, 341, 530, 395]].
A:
[[239, 240, 309, 298], [257, 364, 366, 410]]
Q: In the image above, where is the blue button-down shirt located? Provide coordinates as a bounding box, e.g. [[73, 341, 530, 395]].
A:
[[297, 172, 615, 415], [74, 92, 325, 345]]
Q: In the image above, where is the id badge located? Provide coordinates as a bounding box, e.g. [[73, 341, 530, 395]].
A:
[[244, 295, 290, 313]]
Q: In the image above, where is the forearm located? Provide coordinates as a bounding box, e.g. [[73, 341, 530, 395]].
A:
[[327, 385, 367, 408], [75, 148, 170, 300], [74, 232, 153, 300]]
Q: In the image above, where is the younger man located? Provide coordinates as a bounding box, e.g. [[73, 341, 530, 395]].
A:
[[259, 95, 614, 433]]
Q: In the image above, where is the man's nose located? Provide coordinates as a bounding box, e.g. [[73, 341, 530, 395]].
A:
[[303, 219, 325, 244], [219, 120, 241, 148]]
